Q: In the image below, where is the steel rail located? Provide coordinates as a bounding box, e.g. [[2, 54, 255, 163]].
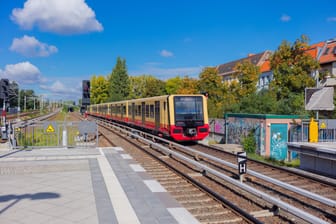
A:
[[176, 144, 336, 208], [101, 121, 329, 224]]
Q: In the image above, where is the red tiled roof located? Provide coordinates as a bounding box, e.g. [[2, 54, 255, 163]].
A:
[[319, 42, 336, 64], [260, 60, 270, 73], [307, 40, 336, 64]]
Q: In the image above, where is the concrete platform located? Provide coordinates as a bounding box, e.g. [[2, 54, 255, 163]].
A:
[[0, 147, 199, 224], [287, 142, 336, 178]]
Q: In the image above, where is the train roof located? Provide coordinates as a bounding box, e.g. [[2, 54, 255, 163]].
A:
[[89, 94, 205, 106]]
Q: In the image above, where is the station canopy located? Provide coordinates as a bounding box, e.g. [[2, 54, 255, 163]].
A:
[[305, 87, 335, 111]]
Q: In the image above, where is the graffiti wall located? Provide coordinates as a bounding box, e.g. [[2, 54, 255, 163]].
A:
[[226, 117, 265, 155], [208, 118, 226, 143]]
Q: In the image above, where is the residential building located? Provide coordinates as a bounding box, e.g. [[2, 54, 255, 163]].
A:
[[216, 38, 336, 91], [216, 50, 272, 87]]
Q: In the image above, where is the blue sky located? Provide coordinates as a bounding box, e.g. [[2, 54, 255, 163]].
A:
[[1, 0, 335, 102]]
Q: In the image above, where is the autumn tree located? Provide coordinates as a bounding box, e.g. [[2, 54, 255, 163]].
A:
[[269, 35, 319, 114], [90, 75, 109, 104], [108, 57, 130, 101], [176, 76, 198, 94], [198, 67, 226, 117], [271, 35, 319, 97], [234, 60, 260, 98]]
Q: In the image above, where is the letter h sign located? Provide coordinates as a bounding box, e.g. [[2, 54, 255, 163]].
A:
[[237, 152, 247, 175]]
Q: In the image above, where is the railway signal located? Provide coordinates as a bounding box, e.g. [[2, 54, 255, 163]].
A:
[[82, 80, 90, 111], [237, 151, 247, 181]]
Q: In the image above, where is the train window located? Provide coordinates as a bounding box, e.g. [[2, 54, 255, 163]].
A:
[[136, 105, 140, 116], [174, 96, 204, 121], [146, 105, 149, 117], [150, 105, 154, 118], [128, 105, 131, 116], [123, 106, 126, 115]]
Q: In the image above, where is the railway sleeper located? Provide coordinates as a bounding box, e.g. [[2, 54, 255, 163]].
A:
[[164, 185, 195, 192], [152, 176, 182, 181], [142, 168, 168, 173], [250, 209, 275, 218], [158, 180, 187, 185], [198, 217, 243, 224], [182, 202, 224, 210], [173, 195, 212, 203], [188, 209, 230, 219], [170, 190, 205, 196], [195, 214, 243, 224], [150, 173, 178, 179]]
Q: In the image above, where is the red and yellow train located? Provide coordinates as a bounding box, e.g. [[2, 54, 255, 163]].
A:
[[87, 94, 209, 141]]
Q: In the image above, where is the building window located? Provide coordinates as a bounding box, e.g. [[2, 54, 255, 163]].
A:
[[324, 48, 330, 55]]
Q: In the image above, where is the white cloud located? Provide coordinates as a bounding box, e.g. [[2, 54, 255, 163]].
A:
[[11, 0, 103, 34], [280, 14, 291, 22], [10, 35, 58, 57], [327, 17, 336, 22], [0, 61, 43, 84], [40, 80, 78, 94], [130, 63, 202, 80], [160, 49, 174, 57]]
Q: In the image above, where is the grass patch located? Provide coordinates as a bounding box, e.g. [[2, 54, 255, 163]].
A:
[[247, 153, 300, 168]]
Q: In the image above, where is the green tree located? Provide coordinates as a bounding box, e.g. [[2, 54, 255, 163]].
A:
[[129, 76, 146, 99], [270, 35, 319, 113], [20, 89, 37, 111], [142, 76, 166, 97], [165, 76, 182, 94], [91, 75, 109, 104], [231, 90, 278, 114], [129, 75, 166, 98], [108, 57, 130, 101], [198, 67, 226, 117]]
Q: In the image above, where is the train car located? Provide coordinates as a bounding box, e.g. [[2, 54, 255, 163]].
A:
[[109, 100, 129, 123], [88, 94, 209, 142]]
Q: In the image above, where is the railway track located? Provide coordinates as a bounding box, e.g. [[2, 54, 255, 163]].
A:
[[185, 144, 336, 222], [92, 116, 336, 224], [97, 120, 255, 224]]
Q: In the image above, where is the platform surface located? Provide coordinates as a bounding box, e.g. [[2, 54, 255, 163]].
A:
[[0, 146, 199, 224]]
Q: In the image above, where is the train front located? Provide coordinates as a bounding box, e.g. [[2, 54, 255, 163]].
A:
[[169, 95, 209, 142]]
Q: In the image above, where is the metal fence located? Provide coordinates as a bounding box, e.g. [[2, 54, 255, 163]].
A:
[[289, 120, 336, 142], [10, 121, 98, 149]]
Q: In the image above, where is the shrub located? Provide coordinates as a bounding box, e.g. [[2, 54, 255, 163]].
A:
[[242, 130, 256, 153]]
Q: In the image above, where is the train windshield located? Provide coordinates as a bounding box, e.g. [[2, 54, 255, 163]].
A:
[[174, 96, 204, 122]]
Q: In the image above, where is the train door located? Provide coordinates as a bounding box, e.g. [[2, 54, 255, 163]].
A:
[[155, 101, 160, 130], [121, 104, 123, 120], [132, 103, 135, 122], [141, 102, 145, 126]]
